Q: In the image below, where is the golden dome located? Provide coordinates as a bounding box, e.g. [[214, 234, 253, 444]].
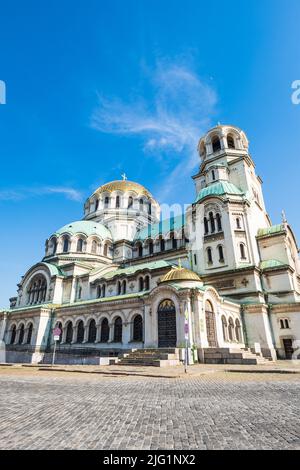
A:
[[93, 180, 152, 198], [160, 267, 201, 283]]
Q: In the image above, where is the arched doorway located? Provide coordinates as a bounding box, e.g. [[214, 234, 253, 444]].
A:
[[157, 299, 177, 348], [205, 300, 218, 347]]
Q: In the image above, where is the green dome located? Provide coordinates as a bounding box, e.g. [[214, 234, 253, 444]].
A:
[[54, 221, 112, 239], [195, 181, 244, 203]]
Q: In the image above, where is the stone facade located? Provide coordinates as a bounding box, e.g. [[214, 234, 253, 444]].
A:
[[1, 124, 300, 363]]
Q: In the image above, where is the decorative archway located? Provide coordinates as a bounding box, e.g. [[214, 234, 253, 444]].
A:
[[157, 299, 177, 348], [205, 300, 218, 347]]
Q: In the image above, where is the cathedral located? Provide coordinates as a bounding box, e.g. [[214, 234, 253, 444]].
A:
[[1, 124, 300, 365]]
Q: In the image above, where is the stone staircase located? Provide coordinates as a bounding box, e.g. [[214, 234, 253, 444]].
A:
[[202, 347, 273, 365], [118, 348, 181, 367]]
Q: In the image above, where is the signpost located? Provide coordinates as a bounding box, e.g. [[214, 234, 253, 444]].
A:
[[52, 327, 61, 366]]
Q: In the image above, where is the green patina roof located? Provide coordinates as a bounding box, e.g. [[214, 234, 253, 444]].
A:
[[260, 259, 286, 270], [54, 220, 112, 239], [41, 262, 66, 277], [99, 260, 175, 280], [134, 214, 185, 241], [257, 224, 285, 237], [195, 181, 244, 203], [4, 303, 59, 313]]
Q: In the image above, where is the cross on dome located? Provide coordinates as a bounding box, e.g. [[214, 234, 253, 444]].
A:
[[121, 173, 127, 181]]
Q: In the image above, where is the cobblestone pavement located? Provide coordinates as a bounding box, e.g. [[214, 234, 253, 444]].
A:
[[0, 368, 299, 450]]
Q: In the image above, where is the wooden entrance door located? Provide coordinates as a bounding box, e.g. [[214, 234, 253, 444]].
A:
[[205, 300, 218, 347], [283, 339, 293, 359], [158, 299, 177, 347]]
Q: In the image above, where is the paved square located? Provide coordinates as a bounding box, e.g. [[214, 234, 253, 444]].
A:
[[0, 368, 299, 450]]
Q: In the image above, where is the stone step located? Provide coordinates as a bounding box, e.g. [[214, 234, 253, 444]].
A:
[[122, 353, 178, 360], [202, 347, 270, 365], [118, 359, 181, 367]]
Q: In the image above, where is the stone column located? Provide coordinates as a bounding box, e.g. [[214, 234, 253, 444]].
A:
[[122, 320, 131, 346], [61, 326, 67, 344], [82, 325, 89, 343], [71, 324, 78, 344], [108, 323, 114, 343], [0, 312, 8, 342], [95, 322, 101, 343]]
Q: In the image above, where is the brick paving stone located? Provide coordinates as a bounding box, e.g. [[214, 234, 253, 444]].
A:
[[0, 370, 299, 450]]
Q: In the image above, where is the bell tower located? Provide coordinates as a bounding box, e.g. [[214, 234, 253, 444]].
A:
[[188, 125, 271, 280]]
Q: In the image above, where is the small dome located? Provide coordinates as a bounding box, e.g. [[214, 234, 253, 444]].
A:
[[92, 180, 152, 198], [53, 220, 112, 239], [160, 266, 201, 283]]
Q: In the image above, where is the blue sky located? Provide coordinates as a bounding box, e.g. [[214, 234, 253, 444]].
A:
[[0, 0, 300, 307]]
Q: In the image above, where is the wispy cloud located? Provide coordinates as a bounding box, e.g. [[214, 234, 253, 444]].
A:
[[0, 186, 83, 202], [91, 59, 217, 201]]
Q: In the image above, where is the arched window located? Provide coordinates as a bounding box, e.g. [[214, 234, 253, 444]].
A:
[[27, 275, 47, 305], [100, 318, 109, 342], [102, 285, 106, 298], [77, 320, 84, 343], [103, 243, 108, 257], [144, 275, 150, 290], [285, 319, 290, 329], [148, 240, 154, 255], [228, 317, 234, 341], [236, 218, 241, 229], [18, 324, 25, 345], [66, 322, 73, 344], [122, 280, 126, 295], [139, 277, 144, 291], [137, 243, 143, 257], [227, 135, 235, 149], [207, 247, 213, 264], [240, 243, 246, 259], [209, 212, 215, 233], [77, 238, 84, 252], [133, 315, 143, 342], [88, 319, 97, 343], [212, 136, 221, 152], [104, 196, 109, 208], [221, 316, 228, 341], [26, 323, 33, 345], [218, 245, 224, 262], [91, 240, 98, 254], [280, 319, 284, 329], [212, 169, 216, 181], [77, 286, 82, 300], [216, 213, 222, 231], [95, 199, 99, 211], [97, 285, 101, 298], [160, 237, 165, 252], [114, 317, 122, 342], [200, 141, 206, 158], [235, 319, 242, 342], [204, 217, 209, 234], [52, 238, 57, 255], [10, 325, 16, 344], [148, 203, 152, 215], [117, 281, 121, 295], [139, 199, 144, 211], [63, 236, 70, 253], [116, 195, 120, 208], [128, 196, 133, 208]]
